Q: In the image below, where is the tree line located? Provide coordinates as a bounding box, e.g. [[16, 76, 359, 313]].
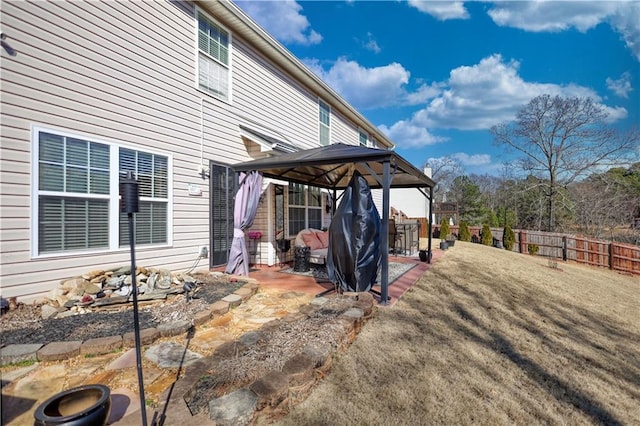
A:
[[427, 95, 640, 245]]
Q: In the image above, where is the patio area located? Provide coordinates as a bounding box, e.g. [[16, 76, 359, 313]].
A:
[[241, 250, 445, 307]]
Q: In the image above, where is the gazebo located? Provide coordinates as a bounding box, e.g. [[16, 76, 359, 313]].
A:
[[232, 143, 436, 304]]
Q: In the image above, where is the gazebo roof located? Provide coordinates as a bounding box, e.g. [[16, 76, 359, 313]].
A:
[[232, 143, 435, 190]]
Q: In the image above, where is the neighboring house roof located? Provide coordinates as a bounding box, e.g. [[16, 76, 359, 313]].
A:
[[239, 125, 298, 154], [232, 143, 436, 190], [200, 0, 394, 150]]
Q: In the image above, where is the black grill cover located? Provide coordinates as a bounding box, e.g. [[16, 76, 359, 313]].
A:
[[327, 171, 381, 292]]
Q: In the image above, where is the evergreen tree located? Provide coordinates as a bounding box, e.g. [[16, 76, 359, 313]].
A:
[[481, 224, 493, 246], [459, 221, 471, 242]]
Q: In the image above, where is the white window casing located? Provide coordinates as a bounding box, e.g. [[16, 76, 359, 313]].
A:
[[196, 7, 232, 102], [318, 99, 330, 146], [31, 126, 173, 258]]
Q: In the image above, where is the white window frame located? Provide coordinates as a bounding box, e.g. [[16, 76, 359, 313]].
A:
[[195, 6, 233, 103], [31, 126, 173, 258], [359, 129, 369, 147], [288, 184, 323, 237], [318, 99, 331, 146]]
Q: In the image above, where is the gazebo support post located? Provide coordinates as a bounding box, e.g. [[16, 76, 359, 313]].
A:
[[428, 185, 433, 263], [380, 160, 390, 305]]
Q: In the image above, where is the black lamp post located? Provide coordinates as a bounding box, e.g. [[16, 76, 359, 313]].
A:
[[120, 171, 148, 426]]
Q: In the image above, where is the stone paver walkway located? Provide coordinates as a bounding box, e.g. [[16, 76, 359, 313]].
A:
[[1, 282, 314, 425]]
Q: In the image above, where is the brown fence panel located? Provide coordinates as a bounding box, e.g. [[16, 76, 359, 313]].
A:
[[435, 224, 639, 274], [611, 243, 640, 274]]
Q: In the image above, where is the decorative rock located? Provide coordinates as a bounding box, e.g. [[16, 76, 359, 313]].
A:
[[222, 294, 242, 308], [298, 304, 320, 316], [183, 274, 195, 284], [81, 294, 94, 304], [146, 272, 157, 290], [156, 270, 172, 289], [37, 341, 82, 361], [83, 283, 102, 295], [81, 335, 122, 356], [105, 275, 125, 289], [249, 371, 289, 408], [41, 304, 58, 320], [61, 277, 88, 290], [213, 341, 248, 360], [113, 265, 131, 275], [0, 343, 43, 366], [209, 388, 258, 426]]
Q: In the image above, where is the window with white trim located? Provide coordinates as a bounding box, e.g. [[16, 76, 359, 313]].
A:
[[34, 129, 170, 256], [319, 99, 330, 146], [359, 130, 368, 146], [288, 183, 322, 236], [197, 9, 231, 101]]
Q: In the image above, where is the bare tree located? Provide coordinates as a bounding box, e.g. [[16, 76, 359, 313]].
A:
[[424, 156, 463, 203], [491, 94, 639, 231]]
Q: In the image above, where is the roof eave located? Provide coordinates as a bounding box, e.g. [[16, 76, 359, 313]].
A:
[[198, 0, 395, 150]]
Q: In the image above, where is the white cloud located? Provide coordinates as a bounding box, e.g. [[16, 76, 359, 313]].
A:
[[409, 54, 624, 131], [235, 1, 322, 45], [304, 57, 412, 109], [364, 33, 381, 54], [487, 1, 640, 61], [606, 72, 633, 98], [378, 121, 448, 148], [381, 54, 628, 148], [450, 152, 492, 167], [408, 0, 470, 20]]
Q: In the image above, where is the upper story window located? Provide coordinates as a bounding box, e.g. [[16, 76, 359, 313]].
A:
[[197, 10, 231, 102], [359, 130, 368, 147], [33, 128, 171, 256], [318, 99, 330, 146]]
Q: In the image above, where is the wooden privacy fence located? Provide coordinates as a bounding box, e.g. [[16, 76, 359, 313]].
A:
[[443, 225, 640, 275]]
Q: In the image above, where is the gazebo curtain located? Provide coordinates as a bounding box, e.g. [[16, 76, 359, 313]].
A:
[[224, 171, 263, 276]]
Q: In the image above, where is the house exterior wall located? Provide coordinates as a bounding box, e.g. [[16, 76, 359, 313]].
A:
[[1, 0, 391, 300]]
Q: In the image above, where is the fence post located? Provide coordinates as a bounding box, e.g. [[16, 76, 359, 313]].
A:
[[609, 242, 614, 271], [519, 230, 526, 254], [562, 236, 567, 261]]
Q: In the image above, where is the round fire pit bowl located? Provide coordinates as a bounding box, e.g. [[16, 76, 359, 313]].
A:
[[34, 384, 111, 426]]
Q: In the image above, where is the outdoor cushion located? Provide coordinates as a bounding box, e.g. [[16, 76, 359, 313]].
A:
[[316, 230, 329, 247], [302, 232, 323, 250]]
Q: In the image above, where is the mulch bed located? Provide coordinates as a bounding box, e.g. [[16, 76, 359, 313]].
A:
[[0, 273, 244, 346]]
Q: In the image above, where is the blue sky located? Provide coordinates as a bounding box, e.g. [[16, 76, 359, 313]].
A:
[[235, 1, 640, 175]]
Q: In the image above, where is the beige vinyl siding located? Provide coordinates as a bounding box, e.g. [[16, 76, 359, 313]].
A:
[[231, 40, 318, 150], [0, 0, 216, 299], [1, 0, 393, 299]]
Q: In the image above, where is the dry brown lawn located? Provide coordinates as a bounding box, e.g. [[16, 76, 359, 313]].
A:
[[278, 241, 640, 425]]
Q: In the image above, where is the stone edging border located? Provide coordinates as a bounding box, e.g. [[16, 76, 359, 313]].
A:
[[147, 290, 376, 425], [0, 278, 259, 366]]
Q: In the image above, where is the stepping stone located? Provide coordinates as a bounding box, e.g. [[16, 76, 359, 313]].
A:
[[106, 348, 137, 371], [144, 342, 203, 368]]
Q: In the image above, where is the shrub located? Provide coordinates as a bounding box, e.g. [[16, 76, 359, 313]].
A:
[[503, 225, 515, 251], [439, 219, 450, 240], [459, 221, 471, 242], [528, 243, 539, 255], [481, 224, 493, 246]]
